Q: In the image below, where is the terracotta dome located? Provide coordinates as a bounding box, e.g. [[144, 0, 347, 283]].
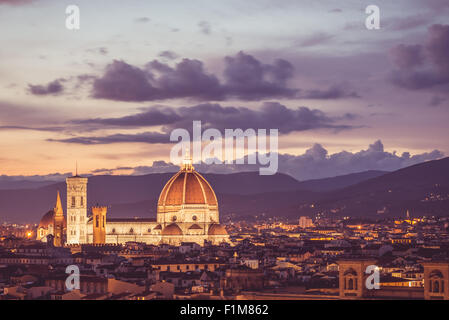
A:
[[158, 155, 218, 207], [162, 223, 183, 236], [38, 210, 55, 229], [208, 224, 227, 235], [38, 210, 67, 230]]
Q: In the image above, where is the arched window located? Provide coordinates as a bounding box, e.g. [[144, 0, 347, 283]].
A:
[[95, 216, 99, 228], [71, 196, 76, 207], [129, 228, 134, 234], [348, 278, 354, 290], [111, 228, 116, 233]]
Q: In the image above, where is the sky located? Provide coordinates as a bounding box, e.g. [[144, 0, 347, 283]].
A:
[[0, 0, 448, 181]]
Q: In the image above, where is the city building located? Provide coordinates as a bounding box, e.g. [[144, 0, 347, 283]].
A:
[[37, 150, 229, 246]]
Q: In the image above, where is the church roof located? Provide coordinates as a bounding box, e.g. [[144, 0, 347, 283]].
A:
[[161, 223, 183, 236], [188, 224, 203, 230], [38, 191, 67, 229], [38, 210, 55, 229], [208, 224, 228, 235], [157, 152, 218, 207], [107, 218, 156, 223]]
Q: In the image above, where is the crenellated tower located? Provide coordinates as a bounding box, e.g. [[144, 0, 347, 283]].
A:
[[92, 206, 107, 244]]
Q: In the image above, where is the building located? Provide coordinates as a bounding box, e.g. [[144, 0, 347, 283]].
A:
[[299, 216, 314, 229], [38, 150, 229, 246], [36, 191, 66, 245]]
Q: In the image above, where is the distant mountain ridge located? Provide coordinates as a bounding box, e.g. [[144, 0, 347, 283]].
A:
[[0, 158, 448, 223]]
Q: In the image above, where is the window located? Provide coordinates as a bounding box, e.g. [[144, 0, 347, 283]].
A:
[[172, 216, 177, 222], [96, 216, 99, 228], [80, 196, 84, 206], [192, 215, 197, 221], [71, 196, 76, 207], [102, 216, 105, 228], [129, 228, 134, 234], [111, 228, 116, 233], [348, 278, 354, 290]]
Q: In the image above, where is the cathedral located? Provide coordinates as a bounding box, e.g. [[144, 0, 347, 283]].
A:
[[37, 151, 229, 246]]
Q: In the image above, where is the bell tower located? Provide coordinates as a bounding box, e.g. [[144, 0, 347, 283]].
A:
[[66, 168, 88, 244]]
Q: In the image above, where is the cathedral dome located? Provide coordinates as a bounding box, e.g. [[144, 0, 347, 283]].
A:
[[38, 210, 55, 229], [158, 151, 217, 207], [208, 224, 228, 235], [162, 223, 183, 236]]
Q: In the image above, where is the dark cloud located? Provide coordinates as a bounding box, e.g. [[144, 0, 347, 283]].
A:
[[301, 85, 360, 99], [113, 140, 445, 181], [66, 102, 356, 143], [0, 125, 64, 132], [28, 79, 65, 95], [41, 52, 358, 102], [158, 50, 178, 60], [92, 60, 158, 101], [48, 131, 169, 145], [390, 24, 449, 90], [389, 44, 424, 70], [91, 52, 306, 101], [198, 21, 211, 35]]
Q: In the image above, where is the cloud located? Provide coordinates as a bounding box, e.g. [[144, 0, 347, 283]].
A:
[[158, 50, 178, 60], [389, 24, 449, 90], [297, 32, 334, 47], [40, 52, 359, 102], [48, 131, 170, 145], [0, 125, 64, 132], [59, 102, 357, 145], [384, 14, 431, 31], [429, 95, 447, 106], [198, 21, 211, 35], [28, 79, 65, 95], [87, 47, 108, 55], [103, 140, 444, 181], [135, 17, 151, 23], [91, 52, 302, 101], [0, 0, 34, 5], [300, 85, 360, 99], [389, 44, 424, 70]]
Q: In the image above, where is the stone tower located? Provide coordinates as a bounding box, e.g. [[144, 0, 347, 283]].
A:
[[66, 174, 88, 244], [92, 206, 107, 244], [53, 191, 65, 247]]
